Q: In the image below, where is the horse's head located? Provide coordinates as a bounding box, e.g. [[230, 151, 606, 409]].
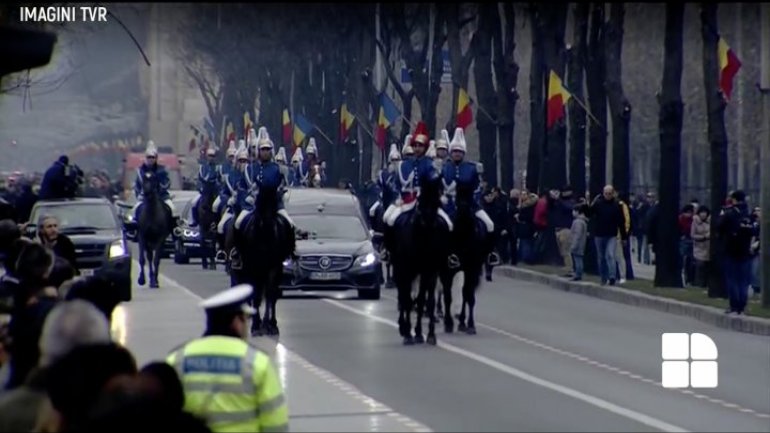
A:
[[455, 184, 476, 210], [417, 171, 443, 211], [256, 185, 279, 218], [141, 171, 159, 199]]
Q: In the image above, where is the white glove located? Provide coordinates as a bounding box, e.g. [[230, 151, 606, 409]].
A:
[[395, 198, 403, 206], [245, 196, 255, 205], [440, 196, 449, 205], [227, 197, 236, 206]]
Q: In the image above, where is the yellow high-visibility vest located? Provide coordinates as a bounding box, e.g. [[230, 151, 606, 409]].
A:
[[166, 336, 288, 433]]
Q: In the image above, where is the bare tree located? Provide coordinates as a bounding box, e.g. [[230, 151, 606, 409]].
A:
[[474, 3, 499, 186], [605, 3, 632, 198], [586, 3, 608, 199], [526, 3, 545, 192], [494, 3, 520, 192], [567, 3, 589, 199]]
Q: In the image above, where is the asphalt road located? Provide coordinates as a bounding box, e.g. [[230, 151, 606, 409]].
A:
[[127, 254, 770, 432]]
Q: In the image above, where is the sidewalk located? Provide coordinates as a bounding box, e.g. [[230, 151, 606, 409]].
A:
[[115, 267, 431, 432]]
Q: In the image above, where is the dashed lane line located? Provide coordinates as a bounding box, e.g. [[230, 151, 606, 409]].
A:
[[152, 268, 433, 433], [322, 298, 688, 433], [379, 292, 770, 421]]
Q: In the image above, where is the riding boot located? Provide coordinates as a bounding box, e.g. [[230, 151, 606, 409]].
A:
[[228, 224, 243, 270]]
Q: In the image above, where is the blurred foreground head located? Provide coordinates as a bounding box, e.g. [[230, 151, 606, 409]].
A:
[[39, 300, 111, 367]]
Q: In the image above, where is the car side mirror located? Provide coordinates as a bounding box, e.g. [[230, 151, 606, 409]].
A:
[[24, 223, 36, 239]]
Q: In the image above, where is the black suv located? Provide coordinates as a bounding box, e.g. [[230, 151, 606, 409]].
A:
[[26, 198, 132, 301]]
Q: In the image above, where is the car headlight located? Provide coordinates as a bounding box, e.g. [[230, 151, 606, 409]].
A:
[[183, 229, 199, 238], [354, 252, 376, 267], [109, 240, 127, 258]]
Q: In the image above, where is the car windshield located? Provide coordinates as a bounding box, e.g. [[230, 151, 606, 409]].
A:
[[32, 203, 117, 231], [293, 215, 368, 241]]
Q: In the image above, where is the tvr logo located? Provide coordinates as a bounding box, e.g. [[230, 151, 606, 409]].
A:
[[661, 333, 718, 389]]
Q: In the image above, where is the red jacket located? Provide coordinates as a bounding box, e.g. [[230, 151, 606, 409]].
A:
[[534, 197, 549, 229], [678, 213, 693, 238]]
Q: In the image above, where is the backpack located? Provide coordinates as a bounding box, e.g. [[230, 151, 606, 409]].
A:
[[727, 207, 754, 256]]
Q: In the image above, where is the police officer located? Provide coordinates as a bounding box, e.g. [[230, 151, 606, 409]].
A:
[[166, 284, 289, 433]]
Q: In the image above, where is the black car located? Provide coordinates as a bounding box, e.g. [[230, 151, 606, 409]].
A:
[[26, 198, 132, 301], [280, 188, 382, 299], [173, 193, 208, 264]]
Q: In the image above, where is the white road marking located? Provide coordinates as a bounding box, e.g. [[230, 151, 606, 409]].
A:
[[150, 267, 432, 433], [380, 292, 770, 421], [322, 298, 689, 433]]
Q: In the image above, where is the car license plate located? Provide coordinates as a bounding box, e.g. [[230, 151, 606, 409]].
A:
[[310, 272, 341, 281], [80, 269, 95, 277]]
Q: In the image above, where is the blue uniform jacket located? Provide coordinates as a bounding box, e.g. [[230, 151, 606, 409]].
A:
[[442, 160, 482, 217], [393, 155, 439, 204], [134, 164, 171, 201], [197, 162, 220, 195], [239, 160, 284, 211], [376, 167, 398, 207], [219, 164, 245, 210]]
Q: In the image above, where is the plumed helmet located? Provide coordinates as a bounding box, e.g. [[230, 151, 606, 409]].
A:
[[206, 147, 217, 156], [449, 127, 466, 153], [257, 127, 273, 150], [247, 128, 258, 148], [402, 143, 415, 156], [426, 140, 437, 158], [306, 137, 318, 155], [388, 143, 401, 161], [402, 134, 413, 152], [235, 141, 249, 160], [291, 147, 304, 163], [412, 121, 429, 146], [436, 129, 450, 150], [145, 140, 158, 157], [226, 140, 237, 157], [275, 147, 287, 163]]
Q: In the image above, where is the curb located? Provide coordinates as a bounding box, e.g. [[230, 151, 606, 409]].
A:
[[497, 265, 770, 337]]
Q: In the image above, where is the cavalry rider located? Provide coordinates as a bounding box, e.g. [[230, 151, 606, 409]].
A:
[[383, 122, 453, 231], [246, 128, 259, 161], [212, 140, 238, 215], [298, 138, 327, 187], [132, 140, 177, 231], [441, 127, 500, 265], [189, 146, 221, 228], [434, 129, 450, 169], [234, 127, 296, 237], [39, 155, 82, 200], [290, 147, 303, 187], [274, 146, 292, 188], [215, 141, 250, 261], [369, 143, 401, 221]]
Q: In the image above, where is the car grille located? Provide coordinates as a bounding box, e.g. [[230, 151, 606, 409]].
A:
[[298, 255, 353, 272], [75, 243, 106, 259]]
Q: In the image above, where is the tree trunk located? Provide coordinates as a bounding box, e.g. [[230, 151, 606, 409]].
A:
[[655, 2, 685, 288], [446, 4, 476, 132], [585, 4, 607, 200], [526, 4, 545, 192], [605, 3, 632, 199], [474, 3, 499, 187], [354, 4, 377, 185], [701, 3, 729, 298], [567, 3, 589, 198], [540, 3, 569, 192], [494, 3, 519, 192]]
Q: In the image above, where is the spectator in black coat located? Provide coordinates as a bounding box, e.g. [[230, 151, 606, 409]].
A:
[[38, 156, 82, 200], [633, 193, 652, 264], [37, 215, 78, 274], [13, 181, 37, 224], [507, 189, 521, 265], [589, 185, 626, 285], [717, 190, 754, 315], [516, 193, 538, 264]]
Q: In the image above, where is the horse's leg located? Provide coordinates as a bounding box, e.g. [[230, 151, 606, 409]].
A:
[[150, 246, 160, 288], [465, 276, 477, 335], [426, 273, 437, 345], [250, 275, 264, 337], [413, 275, 425, 344], [441, 271, 454, 333], [268, 268, 280, 336], [457, 298, 467, 332], [137, 240, 146, 286]]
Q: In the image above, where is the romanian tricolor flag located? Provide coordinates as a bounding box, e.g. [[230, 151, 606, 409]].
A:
[[243, 111, 253, 136], [293, 114, 313, 148], [456, 87, 473, 129], [282, 109, 292, 146], [718, 37, 741, 101], [375, 93, 400, 150], [546, 70, 572, 129], [225, 121, 236, 142], [340, 103, 356, 143]]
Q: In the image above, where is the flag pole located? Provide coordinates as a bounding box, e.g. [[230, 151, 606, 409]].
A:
[[312, 125, 335, 147], [569, 93, 605, 131]]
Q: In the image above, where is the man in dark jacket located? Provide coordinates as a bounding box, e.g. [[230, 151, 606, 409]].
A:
[[717, 190, 753, 314], [13, 181, 37, 224], [507, 189, 520, 265], [482, 187, 508, 281], [39, 156, 80, 201], [37, 215, 78, 274], [589, 185, 626, 285]]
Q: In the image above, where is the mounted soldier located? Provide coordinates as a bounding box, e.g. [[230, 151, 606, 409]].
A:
[[298, 138, 326, 187], [233, 127, 296, 258], [369, 143, 401, 222], [216, 141, 250, 262], [189, 146, 221, 228], [441, 128, 500, 266], [434, 129, 450, 170], [274, 146, 292, 189], [132, 141, 176, 230], [213, 140, 238, 216], [401, 134, 415, 162], [290, 147, 303, 187], [383, 122, 453, 232]]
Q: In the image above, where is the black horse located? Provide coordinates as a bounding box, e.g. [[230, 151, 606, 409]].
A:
[[235, 186, 296, 336], [195, 184, 219, 270], [390, 174, 451, 346], [136, 172, 173, 289], [438, 185, 487, 334]]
